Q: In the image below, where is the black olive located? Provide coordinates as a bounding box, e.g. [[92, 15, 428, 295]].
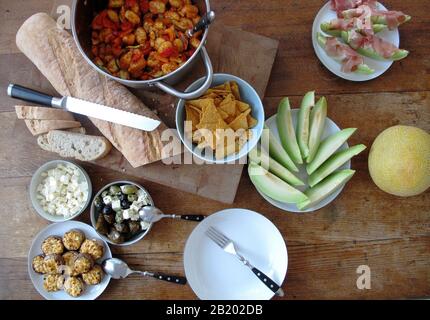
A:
[[121, 200, 130, 209], [119, 194, 127, 201], [94, 197, 104, 211], [102, 205, 113, 214]]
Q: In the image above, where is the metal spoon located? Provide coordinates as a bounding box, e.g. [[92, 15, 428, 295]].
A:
[[102, 258, 187, 285], [139, 206, 205, 224], [186, 10, 216, 38]]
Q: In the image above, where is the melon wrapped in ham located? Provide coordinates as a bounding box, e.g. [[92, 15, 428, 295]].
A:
[[321, 19, 386, 37], [341, 6, 411, 30], [341, 30, 409, 61], [330, 0, 377, 15], [317, 32, 374, 74]]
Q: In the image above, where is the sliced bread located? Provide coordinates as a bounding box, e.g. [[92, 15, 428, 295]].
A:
[[16, 105, 75, 120], [41, 130, 112, 161], [37, 127, 86, 152], [25, 119, 81, 135]]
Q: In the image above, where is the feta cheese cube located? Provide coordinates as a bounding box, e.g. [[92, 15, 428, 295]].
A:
[[112, 199, 121, 211]]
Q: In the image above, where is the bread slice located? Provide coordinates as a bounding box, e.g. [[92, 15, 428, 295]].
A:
[[37, 127, 86, 152], [42, 130, 112, 161], [25, 119, 81, 135], [16, 105, 75, 121]]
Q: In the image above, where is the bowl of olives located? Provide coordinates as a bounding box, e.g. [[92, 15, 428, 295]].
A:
[[90, 181, 154, 246]]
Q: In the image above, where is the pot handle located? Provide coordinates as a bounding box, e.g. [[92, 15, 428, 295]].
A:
[[154, 46, 213, 100]]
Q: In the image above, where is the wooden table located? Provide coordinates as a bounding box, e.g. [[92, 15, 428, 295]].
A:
[[0, 0, 429, 300]]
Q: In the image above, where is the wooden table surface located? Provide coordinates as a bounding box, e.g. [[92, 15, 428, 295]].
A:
[[0, 0, 429, 300]]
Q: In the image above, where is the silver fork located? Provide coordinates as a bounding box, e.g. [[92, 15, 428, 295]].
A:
[[205, 226, 284, 297]]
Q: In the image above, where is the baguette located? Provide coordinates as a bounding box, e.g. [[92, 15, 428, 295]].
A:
[[37, 130, 112, 161], [16, 13, 174, 167], [25, 119, 81, 135], [15, 105, 75, 121]]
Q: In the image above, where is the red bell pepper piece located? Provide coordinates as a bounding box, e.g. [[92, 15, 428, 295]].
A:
[[140, 0, 150, 13]]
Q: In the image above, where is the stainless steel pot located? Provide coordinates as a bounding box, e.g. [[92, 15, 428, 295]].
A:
[[71, 0, 213, 99]]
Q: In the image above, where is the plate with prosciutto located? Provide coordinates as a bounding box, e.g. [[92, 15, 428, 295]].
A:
[[312, 0, 411, 81]]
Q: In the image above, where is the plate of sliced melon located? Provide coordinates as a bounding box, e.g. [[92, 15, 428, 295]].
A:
[[248, 92, 366, 213]]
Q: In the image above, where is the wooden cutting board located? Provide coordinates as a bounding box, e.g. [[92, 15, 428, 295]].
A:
[[44, 2, 279, 204]]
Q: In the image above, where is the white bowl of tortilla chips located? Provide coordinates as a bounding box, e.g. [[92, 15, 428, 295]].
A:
[[176, 73, 265, 164]]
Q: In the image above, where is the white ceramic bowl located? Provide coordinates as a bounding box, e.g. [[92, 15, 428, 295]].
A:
[[29, 160, 92, 222], [176, 73, 265, 164], [28, 221, 112, 300], [90, 180, 154, 246]]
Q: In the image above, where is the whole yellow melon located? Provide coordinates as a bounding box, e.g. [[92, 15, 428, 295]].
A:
[[368, 125, 430, 197]]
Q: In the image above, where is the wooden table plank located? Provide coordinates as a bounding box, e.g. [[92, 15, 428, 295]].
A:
[[2, 236, 429, 300]]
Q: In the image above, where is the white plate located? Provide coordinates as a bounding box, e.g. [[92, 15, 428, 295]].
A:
[[312, 1, 399, 81], [184, 209, 288, 300], [28, 221, 112, 300], [253, 109, 350, 213]]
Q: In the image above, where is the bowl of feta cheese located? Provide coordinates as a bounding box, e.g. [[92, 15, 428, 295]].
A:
[[90, 181, 154, 246], [30, 160, 92, 222]]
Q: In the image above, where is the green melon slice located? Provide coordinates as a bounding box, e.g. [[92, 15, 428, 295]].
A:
[[307, 97, 328, 164], [308, 144, 366, 187], [249, 147, 305, 186], [297, 169, 356, 210], [276, 98, 303, 164], [296, 91, 315, 160], [264, 124, 299, 172], [248, 162, 308, 204], [306, 128, 357, 175]]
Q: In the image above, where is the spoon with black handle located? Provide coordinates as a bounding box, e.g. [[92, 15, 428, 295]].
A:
[[102, 258, 187, 285], [186, 10, 216, 38], [139, 206, 205, 224]]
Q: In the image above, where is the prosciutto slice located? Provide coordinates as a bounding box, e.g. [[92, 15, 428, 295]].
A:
[[330, 5, 373, 34], [348, 30, 398, 59], [324, 36, 365, 72], [330, 0, 377, 15], [372, 10, 409, 29], [341, 5, 409, 30]]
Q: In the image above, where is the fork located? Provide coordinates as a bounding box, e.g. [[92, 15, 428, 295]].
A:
[[205, 226, 284, 297]]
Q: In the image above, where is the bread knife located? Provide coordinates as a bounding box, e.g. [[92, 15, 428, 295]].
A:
[[7, 84, 161, 132]]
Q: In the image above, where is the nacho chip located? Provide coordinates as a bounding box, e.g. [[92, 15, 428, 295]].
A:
[[229, 109, 251, 131], [217, 108, 230, 120], [187, 98, 213, 110], [185, 105, 201, 131], [236, 100, 250, 113], [196, 100, 229, 132], [219, 94, 237, 117], [247, 115, 258, 128], [230, 81, 241, 100]]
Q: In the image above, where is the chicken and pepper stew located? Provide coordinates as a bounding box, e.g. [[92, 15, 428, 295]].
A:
[[90, 0, 203, 80]]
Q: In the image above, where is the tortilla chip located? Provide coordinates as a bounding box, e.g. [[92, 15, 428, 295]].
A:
[[229, 113, 248, 130], [187, 98, 213, 110], [236, 100, 250, 113], [230, 81, 241, 100], [247, 115, 258, 128], [219, 94, 237, 116], [196, 100, 229, 132], [185, 105, 201, 131], [217, 108, 229, 120]]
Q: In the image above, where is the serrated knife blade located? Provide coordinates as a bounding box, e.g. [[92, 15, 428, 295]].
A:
[[62, 97, 160, 131], [7, 83, 161, 132]]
